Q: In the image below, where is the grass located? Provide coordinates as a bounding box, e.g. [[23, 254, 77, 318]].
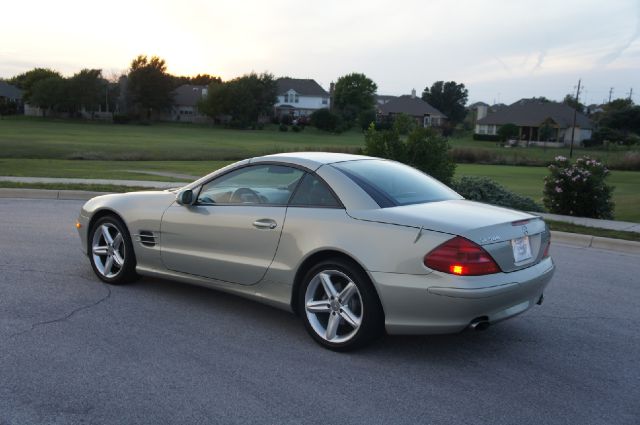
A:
[[0, 117, 638, 222], [455, 164, 640, 222], [0, 159, 229, 181], [547, 220, 640, 243], [449, 134, 639, 167], [0, 182, 154, 193], [0, 116, 363, 161]]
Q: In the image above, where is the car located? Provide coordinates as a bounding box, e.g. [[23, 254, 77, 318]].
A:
[[76, 152, 554, 351]]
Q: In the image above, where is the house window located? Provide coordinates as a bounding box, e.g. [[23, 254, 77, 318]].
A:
[[295, 94, 299, 103], [322, 98, 328, 105], [283, 94, 288, 103]]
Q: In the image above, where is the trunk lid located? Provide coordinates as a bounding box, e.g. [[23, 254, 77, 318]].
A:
[[348, 199, 549, 272]]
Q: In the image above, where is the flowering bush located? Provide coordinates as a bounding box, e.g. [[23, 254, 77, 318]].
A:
[[543, 156, 614, 219]]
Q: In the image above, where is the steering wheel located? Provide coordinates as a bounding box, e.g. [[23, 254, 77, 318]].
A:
[[230, 187, 262, 203]]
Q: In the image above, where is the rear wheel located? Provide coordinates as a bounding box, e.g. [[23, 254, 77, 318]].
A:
[[89, 216, 139, 284], [299, 258, 383, 351]]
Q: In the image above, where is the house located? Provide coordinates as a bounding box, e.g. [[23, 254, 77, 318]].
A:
[[166, 84, 209, 123], [375, 95, 398, 106], [377, 91, 447, 128], [475, 99, 593, 146], [274, 78, 330, 118], [0, 81, 23, 114]]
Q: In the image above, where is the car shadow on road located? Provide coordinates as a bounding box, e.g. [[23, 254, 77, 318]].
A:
[[123, 275, 537, 362]]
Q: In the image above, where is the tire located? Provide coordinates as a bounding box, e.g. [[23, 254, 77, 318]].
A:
[[89, 215, 139, 284], [298, 258, 384, 351]]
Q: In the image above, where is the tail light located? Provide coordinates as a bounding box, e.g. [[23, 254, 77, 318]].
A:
[[424, 236, 501, 276], [543, 236, 551, 258]]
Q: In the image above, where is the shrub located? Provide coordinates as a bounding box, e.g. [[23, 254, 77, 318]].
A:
[[604, 151, 640, 171], [113, 114, 132, 124], [391, 113, 416, 135], [280, 114, 293, 125], [472, 133, 501, 142], [364, 124, 455, 185], [497, 123, 519, 142], [543, 156, 614, 219], [291, 124, 302, 132], [278, 123, 288, 132], [358, 109, 377, 131], [405, 128, 456, 185], [452, 176, 543, 212], [310, 108, 341, 132]]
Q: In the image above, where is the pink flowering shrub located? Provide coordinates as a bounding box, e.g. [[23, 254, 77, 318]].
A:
[[543, 156, 614, 219]]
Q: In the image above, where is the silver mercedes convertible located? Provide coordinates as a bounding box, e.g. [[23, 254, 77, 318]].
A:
[[77, 152, 554, 350]]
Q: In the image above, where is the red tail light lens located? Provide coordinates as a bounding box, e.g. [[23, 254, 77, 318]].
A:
[[424, 236, 501, 276], [543, 237, 551, 258]]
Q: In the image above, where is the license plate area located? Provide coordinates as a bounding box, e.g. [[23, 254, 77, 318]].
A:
[[511, 236, 532, 263]]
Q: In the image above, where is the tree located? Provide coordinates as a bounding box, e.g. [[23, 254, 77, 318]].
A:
[[422, 81, 468, 125], [172, 73, 221, 87], [364, 124, 456, 185], [563, 94, 585, 113], [332, 73, 377, 127], [200, 72, 277, 127], [29, 75, 66, 116], [497, 123, 519, 142], [9, 68, 62, 103], [392, 113, 417, 135], [310, 108, 342, 132], [126, 55, 174, 120], [67, 69, 105, 114], [594, 98, 640, 145]]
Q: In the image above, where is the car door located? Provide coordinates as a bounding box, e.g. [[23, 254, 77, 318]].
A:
[[160, 164, 305, 285]]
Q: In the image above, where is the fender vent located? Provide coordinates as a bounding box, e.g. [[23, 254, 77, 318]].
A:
[[137, 231, 157, 247]]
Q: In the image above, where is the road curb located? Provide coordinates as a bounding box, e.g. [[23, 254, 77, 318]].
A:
[[0, 188, 111, 201], [551, 231, 640, 255], [2, 188, 639, 255]]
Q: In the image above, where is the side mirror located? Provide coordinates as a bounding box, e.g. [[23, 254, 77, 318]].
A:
[[176, 189, 195, 206]]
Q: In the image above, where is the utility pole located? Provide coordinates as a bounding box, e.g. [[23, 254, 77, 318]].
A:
[[608, 87, 613, 103], [629, 88, 634, 101], [569, 79, 581, 159]]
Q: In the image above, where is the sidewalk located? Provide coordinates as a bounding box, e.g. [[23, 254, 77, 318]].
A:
[[0, 176, 184, 189], [537, 212, 640, 234]]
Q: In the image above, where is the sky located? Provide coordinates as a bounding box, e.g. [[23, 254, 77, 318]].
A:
[[1, 0, 639, 105]]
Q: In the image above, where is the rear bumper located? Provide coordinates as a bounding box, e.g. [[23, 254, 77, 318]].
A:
[[370, 257, 555, 335]]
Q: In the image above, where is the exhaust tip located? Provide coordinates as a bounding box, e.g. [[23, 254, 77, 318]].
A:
[[469, 318, 490, 332]]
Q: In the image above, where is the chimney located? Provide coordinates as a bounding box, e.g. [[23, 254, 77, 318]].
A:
[[411, 88, 416, 99], [476, 105, 488, 122]]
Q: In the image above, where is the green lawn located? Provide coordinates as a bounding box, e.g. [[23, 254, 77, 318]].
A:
[[456, 164, 640, 222], [0, 159, 229, 181], [0, 117, 363, 160], [0, 117, 638, 222]]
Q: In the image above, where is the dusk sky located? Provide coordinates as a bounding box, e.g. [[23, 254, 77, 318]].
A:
[[2, 0, 638, 105]]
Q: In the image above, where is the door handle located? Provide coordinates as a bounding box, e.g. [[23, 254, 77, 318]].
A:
[[253, 219, 277, 230]]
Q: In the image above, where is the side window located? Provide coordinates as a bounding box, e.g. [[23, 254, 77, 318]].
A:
[[197, 165, 304, 205], [289, 173, 341, 208]]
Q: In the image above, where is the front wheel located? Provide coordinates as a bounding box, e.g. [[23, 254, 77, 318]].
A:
[[89, 216, 139, 284], [299, 258, 384, 351]]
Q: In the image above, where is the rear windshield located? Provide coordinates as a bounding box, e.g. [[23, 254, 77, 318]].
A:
[[332, 159, 462, 207]]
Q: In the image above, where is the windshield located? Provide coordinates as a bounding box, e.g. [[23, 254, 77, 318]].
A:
[[332, 159, 462, 207]]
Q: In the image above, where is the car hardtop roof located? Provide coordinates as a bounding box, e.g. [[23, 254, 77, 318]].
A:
[[251, 152, 376, 170]]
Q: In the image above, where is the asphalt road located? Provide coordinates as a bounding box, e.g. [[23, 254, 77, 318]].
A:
[[1, 198, 638, 425]]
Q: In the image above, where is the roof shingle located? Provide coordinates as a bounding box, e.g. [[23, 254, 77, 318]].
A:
[[276, 78, 329, 97], [378, 96, 446, 117], [477, 100, 592, 128]]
